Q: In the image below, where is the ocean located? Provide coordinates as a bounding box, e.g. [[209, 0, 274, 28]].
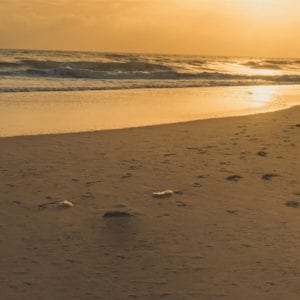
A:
[[1, 49, 300, 93]]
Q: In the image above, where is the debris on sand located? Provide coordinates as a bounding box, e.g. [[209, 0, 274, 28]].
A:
[[285, 200, 300, 208], [39, 200, 74, 210], [226, 175, 242, 182], [262, 174, 278, 181], [152, 190, 174, 198], [103, 211, 133, 218]]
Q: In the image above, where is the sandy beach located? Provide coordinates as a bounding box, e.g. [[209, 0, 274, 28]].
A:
[[0, 106, 299, 300]]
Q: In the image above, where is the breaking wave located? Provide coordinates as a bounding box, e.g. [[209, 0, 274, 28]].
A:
[[1, 49, 300, 93]]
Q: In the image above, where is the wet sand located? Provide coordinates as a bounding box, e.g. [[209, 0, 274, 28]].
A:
[[1, 85, 300, 137], [0, 106, 299, 300]]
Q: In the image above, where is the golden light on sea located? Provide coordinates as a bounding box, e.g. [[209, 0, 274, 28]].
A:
[[248, 86, 277, 107], [235, 65, 281, 77]]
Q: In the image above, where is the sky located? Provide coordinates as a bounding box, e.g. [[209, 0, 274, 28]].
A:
[[1, 0, 300, 57]]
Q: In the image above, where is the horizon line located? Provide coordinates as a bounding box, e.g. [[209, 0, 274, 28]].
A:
[[0, 47, 299, 60]]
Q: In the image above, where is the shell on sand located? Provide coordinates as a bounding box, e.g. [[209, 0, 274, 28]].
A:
[[152, 190, 174, 198], [58, 200, 74, 208]]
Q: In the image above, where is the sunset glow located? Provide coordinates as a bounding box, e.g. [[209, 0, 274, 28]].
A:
[[1, 1, 300, 299], [1, 0, 300, 57]]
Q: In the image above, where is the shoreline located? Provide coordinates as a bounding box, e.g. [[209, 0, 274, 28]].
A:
[[1, 84, 300, 138], [1, 105, 299, 299], [2, 82, 300, 94]]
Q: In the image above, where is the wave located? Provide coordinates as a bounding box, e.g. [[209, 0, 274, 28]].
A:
[[243, 59, 300, 70], [243, 61, 283, 70], [16, 70, 300, 82], [1, 78, 300, 93], [19, 59, 173, 72], [1, 49, 300, 93]]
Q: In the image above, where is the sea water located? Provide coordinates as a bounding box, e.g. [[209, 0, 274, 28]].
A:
[[0, 49, 300, 136]]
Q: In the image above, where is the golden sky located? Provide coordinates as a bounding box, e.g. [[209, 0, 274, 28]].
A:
[[1, 0, 300, 57]]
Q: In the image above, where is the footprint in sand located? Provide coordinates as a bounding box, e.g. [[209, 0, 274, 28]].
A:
[[262, 174, 278, 181], [114, 204, 127, 209], [226, 210, 238, 214], [198, 150, 207, 154], [257, 151, 267, 157], [176, 200, 187, 207], [161, 160, 170, 164], [164, 153, 176, 157], [81, 192, 94, 198], [13, 200, 22, 205], [285, 201, 300, 208], [103, 211, 134, 218], [86, 180, 101, 186], [121, 173, 132, 179], [226, 175, 242, 182], [249, 137, 258, 141], [129, 165, 140, 170], [186, 147, 200, 151], [174, 190, 184, 195], [289, 124, 300, 129], [220, 161, 230, 165]]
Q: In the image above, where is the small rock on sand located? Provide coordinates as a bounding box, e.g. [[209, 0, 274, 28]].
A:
[[152, 190, 174, 198]]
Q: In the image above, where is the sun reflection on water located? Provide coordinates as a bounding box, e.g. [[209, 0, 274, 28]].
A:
[[248, 86, 277, 107], [234, 64, 282, 76]]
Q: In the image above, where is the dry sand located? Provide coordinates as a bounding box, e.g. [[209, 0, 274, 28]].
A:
[[0, 106, 299, 300]]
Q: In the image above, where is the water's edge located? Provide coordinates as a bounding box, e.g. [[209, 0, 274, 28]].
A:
[[1, 85, 299, 138]]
